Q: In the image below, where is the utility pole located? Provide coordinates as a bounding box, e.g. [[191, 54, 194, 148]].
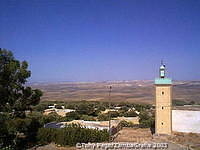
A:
[[108, 86, 112, 142]]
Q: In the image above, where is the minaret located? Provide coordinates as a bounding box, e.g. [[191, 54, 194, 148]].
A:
[[155, 62, 172, 135]]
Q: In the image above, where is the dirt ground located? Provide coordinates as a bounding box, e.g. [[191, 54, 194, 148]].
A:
[[114, 127, 153, 142], [34, 128, 200, 150], [113, 128, 189, 150], [33, 143, 76, 150], [167, 132, 200, 150]]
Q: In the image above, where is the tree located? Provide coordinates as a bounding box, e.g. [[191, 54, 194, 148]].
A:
[[76, 102, 94, 115], [97, 113, 109, 121], [118, 120, 134, 128], [65, 111, 80, 121], [42, 112, 61, 124], [80, 115, 96, 121], [138, 111, 155, 128], [0, 48, 43, 117], [123, 110, 138, 117], [109, 111, 119, 118], [189, 101, 195, 105]]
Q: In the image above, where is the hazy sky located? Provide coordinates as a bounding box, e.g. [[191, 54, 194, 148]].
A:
[[0, 0, 200, 82]]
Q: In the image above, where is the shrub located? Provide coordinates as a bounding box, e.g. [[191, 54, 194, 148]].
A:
[[32, 104, 48, 112], [139, 111, 155, 128], [65, 111, 80, 120], [0, 113, 44, 150], [109, 111, 119, 118], [37, 128, 57, 144], [118, 120, 134, 128], [42, 112, 61, 124], [76, 102, 94, 115], [123, 110, 138, 117], [97, 114, 109, 121], [80, 115, 96, 121], [172, 99, 187, 106], [37, 124, 109, 146]]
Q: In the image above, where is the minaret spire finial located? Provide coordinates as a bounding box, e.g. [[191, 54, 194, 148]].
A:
[[161, 60, 163, 65]]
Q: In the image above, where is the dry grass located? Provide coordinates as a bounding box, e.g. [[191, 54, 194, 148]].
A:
[[35, 143, 76, 150], [114, 127, 152, 142], [168, 132, 200, 148]]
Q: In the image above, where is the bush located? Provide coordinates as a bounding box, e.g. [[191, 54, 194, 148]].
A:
[[172, 99, 187, 106], [55, 105, 63, 109], [65, 111, 80, 120], [42, 112, 61, 124], [139, 111, 154, 128], [123, 110, 138, 117], [32, 104, 49, 112], [118, 120, 134, 128], [0, 113, 44, 150], [37, 128, 57, 144], [97, 114, 109, 121], [37, 124, 109, 146], [76, 102, 94, 115], [109, 111, 119, 118], [80, 115, 96, 121], [120, 106, 129, 111]]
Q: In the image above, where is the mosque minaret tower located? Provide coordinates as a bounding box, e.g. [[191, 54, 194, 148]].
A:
[[155, 62, 172, 135]]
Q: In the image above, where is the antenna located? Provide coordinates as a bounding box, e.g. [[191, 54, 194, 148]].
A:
[[108, 86, 112, 142], [161, 60, 166, 67]]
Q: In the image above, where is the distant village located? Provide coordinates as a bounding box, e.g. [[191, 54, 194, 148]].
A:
[[43, 103, 140, 130]]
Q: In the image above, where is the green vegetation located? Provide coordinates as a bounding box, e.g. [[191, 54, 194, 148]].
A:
[[64, 111, 81, 121], [0, 111, 44, 149], [118, 120, 134, 127], [37, 124, 109, 146], [139, 111, 155, 129], [97, 113, 109, 121], [173, 99, 188, 106], [0, 49, 155, 149], [173, 99, 197, 106], [0, 49, 43, 149], [80, 115, 96, 121], [0, 49, 43, 116], [123, 110, 138, 117], [33, 100, 153, 121]]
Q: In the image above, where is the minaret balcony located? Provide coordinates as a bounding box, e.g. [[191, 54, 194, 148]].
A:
[[155, 78, 172, 85]]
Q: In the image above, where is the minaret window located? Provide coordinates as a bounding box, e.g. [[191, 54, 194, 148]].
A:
[[162, 91, 164, 95], [161, 122, 163, 125], [162, 106, 164, 109], [159, 61, 166, 78]]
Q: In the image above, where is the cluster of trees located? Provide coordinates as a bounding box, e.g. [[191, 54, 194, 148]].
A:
[[0, 49, 110, 149], [0, 48, 155, 149], [37, 124, 109, 146], [0, 112, 45, 149], [0, 49, 44, 149], [139, 111, 155, 130], [34, 100, 150, 122], [0, 49, 43, 116], [34, 100, 152, 114]]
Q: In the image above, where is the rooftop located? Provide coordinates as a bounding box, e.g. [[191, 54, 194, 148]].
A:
[[155, 78, 172, 85]]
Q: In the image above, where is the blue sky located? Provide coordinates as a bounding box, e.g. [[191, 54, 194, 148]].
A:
[[0, 0, 200, 82]]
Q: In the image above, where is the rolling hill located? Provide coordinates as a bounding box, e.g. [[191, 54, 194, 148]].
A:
[[30, 80, 200, 104]]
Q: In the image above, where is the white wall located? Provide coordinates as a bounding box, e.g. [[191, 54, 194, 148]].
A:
[[172, 110, 200, 133]]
